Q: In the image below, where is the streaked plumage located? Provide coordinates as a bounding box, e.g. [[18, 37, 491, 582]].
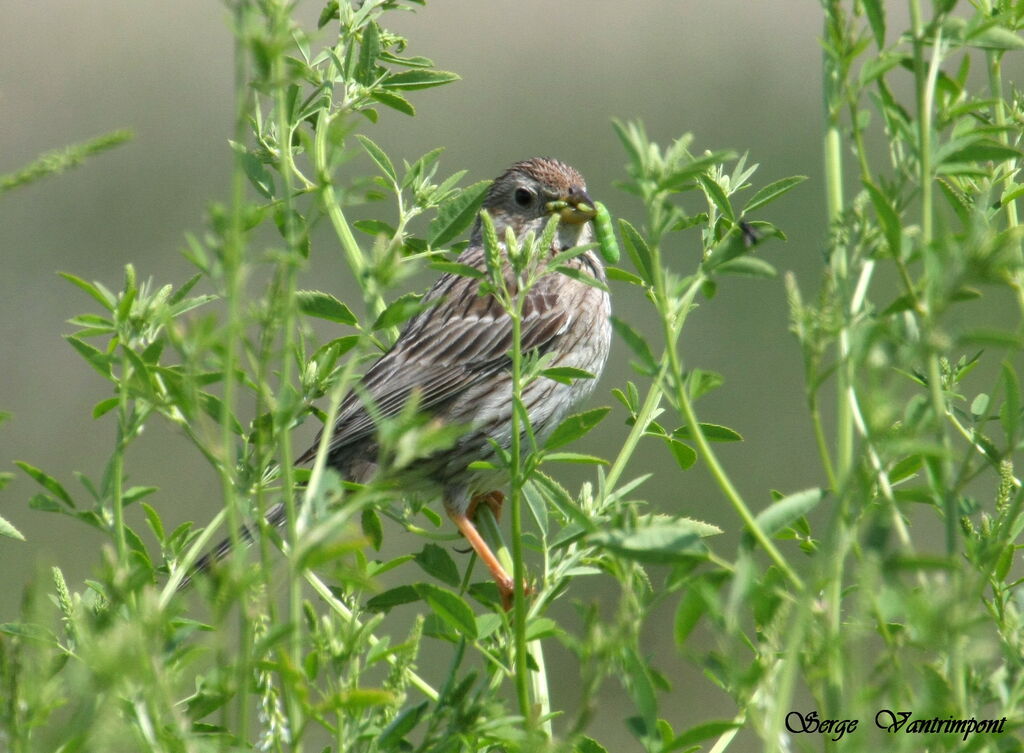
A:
[[188, 158, 611, 607]]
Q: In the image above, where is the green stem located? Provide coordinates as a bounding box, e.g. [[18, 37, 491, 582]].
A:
[[225, 0, 251, 743], [826, 151, 854, 483], [508, 293, 533, 727], [822, 21, 853, 482], [112, 353, 129, 562], [313, 110, 393, 334], [655, 260, 802, 588], [604, 381, 664, 493], [672, 349, 803, 591], [985, 49, 1024, 314], [270, 5, 304, 738]]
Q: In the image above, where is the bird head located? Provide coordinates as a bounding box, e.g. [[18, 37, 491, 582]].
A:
[[471, 157, 596, 251]]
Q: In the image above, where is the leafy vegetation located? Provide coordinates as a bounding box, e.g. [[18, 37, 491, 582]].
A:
[[2, 1, 1024, 751]]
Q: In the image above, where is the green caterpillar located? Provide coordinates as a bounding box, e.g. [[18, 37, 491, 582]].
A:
[[592, 201, 620, 264]]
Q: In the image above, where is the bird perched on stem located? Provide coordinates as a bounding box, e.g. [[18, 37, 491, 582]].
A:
[[187, 157, 611, 609]]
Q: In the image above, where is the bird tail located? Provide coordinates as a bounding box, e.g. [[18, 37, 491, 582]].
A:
[[176, 501, 288, 591]]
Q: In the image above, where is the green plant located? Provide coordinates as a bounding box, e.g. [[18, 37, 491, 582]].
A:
[[3, 1, 1024, 752]]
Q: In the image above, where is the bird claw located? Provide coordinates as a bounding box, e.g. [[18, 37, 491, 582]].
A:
[[496, 575, 535, 612], [467, 490, 504, 522]]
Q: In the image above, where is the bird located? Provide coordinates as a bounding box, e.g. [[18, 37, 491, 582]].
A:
[[184, 158, 612, 609]]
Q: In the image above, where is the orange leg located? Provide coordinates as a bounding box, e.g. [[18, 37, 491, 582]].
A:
[[447, 506, 516, 610]]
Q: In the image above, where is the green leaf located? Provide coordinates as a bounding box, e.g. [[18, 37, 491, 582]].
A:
[[240, 151, 275, 198], [541, 366, 595, 385], [554, 264, 608, 291], [0, 513, 25, 541], [590, 520, 714, 564], [576, 736, 610, 753], [715, 256, 778, 278], [93, 397, 119, 419], [621, 646, 658, 732], [668, 721, 743, 751], [754, 488, 825, 537], [702, 225, 752, 271], [355, 134, 397, 186], [611, 316, 658, 375], [296, 290, 358, 325], [355, 20, 381, 84], [142, 502, 164, 543], [379, 701, 428, 749], [958, 328, 1023, 348], [689, 369, 724, 400], [317, 1, 338, 29], [414, 583, 477, 639], [353, 219, 396, 237], [366, 585, 421, 612], [381, 69, 460, 90], [674, 586, 708, 645], [372, 292, 427, 331], [378, 52, 435, 69], [361, 508, 383, 551], [543, 452, 608, 465], [863, 179, 902, 256], [743, 175, 807, 213], [123, 485, 158, 506], [413, 544, 460, 587], [861, 0, 886, 45], [658, 150, 737, 191], [525, 616, 561, 641], [370, 90, 415, 116], [0, 622, 57, 643], [15, 461, 74, 508], [696, 174, 735, 221], [618, 219, 654, 283], [428, 180, 490, 247], [663, 438, 697, 469], [859, 51, 906, 85], [427, 260, 485, 279], [544, 407, 610, 450], [674, 423, 743, 442], [65, 336, 112, 378], [605, 266, 645, 285], [532, 472, 593, 531], [936, 137, 1023, 166], [966, 24, 1024, 51], [970, 393, 990, 419]]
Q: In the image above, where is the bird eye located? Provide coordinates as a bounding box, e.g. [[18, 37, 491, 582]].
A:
[[514, 187, 534, 207]]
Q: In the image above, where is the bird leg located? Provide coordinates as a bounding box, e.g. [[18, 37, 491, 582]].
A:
[[447, 507, 516, 610], [448, 491, 534, 611]]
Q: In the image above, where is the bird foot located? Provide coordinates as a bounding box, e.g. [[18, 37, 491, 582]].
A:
[[467, 490, 504, 522], [447, 497, 532, 612], [495, 574, 535, 612]]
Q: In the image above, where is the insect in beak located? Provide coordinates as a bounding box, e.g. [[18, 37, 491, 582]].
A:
[[545, 187, 596, 225]]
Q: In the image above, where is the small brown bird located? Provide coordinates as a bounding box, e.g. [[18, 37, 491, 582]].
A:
[[189, 158, 611, 608]]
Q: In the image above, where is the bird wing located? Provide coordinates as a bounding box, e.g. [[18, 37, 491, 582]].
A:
[[296, 252, 572, 464]]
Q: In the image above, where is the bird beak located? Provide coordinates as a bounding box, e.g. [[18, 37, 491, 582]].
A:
[[546, 187, 596, 225]]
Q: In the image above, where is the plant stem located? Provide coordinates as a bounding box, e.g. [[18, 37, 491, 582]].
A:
[[112, 352, 129, 563], [270, 3, 304, 739], [821, 5, 856, 493], [226, 0, 251, 743], [508, 290, 533, 727], [604, 380, 664, 493], [313, 110, 392, 331]]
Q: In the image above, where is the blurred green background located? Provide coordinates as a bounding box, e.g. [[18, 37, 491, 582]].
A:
[[2, 0, 849, 746]]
